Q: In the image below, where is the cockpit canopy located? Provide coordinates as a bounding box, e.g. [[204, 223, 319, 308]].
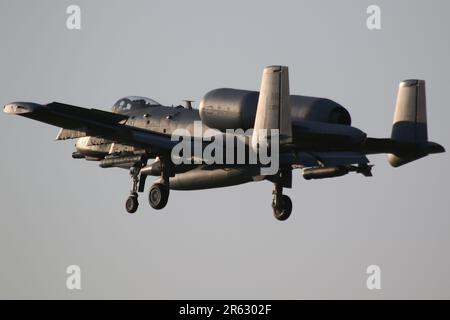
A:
[[112, 96, 161, 113]]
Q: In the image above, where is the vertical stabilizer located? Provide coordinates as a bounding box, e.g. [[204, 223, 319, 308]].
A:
[[389, 79, 428, 167], [252, 65, 292, 145]]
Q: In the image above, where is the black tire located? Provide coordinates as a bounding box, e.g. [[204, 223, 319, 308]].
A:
[[149, 183, 169, 210], [273, 195, 292, 221], [125, 195, 139, 214]]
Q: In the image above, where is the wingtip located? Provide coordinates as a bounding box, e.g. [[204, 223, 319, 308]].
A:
[[4, 102, 40, 115]]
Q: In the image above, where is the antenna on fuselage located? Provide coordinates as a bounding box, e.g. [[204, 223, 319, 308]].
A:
[[182, 100, 194, 109]]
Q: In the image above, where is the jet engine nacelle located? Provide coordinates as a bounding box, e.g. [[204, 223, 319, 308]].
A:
[[199, 88, 351, 131]]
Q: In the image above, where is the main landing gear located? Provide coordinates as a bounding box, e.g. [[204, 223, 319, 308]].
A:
[[271, 168, 293, 221], [124, 159, 171, 214], [148, 160, 170, 210], [148, 183, 169, 209], [272, 184, 292, 221]]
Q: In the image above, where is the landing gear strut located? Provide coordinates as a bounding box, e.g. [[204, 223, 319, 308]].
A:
[[271, 168, 293, 221]]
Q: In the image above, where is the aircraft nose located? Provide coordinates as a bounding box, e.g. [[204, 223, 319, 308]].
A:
[[3, 102, 41, 114]]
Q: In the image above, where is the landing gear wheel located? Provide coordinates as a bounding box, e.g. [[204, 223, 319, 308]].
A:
[[124, 163, 146, 214], [273, 195, 292, 221], [125, 194, 139, 214], [149, 183, 169, 210]]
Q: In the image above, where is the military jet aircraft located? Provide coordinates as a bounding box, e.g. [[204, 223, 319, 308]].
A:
[[4, 66, 445, 221]]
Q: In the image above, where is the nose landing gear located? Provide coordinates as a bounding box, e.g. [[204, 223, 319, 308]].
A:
[[125, 166, 142, 214], [125, 192, 139, 213]]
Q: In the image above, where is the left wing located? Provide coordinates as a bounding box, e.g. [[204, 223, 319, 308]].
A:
[[4, 101, 178, 151]]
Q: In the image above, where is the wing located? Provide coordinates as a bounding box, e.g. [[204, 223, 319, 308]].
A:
[[4, 101, 178, 152]]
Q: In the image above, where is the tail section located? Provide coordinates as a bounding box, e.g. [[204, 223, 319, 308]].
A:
[[252, 65, 292, 145], [388, 79, 443, 167], [391, 79, 427, 145]]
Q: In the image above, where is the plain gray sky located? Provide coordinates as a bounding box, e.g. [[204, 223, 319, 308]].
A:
[[0, 0, 449, 299]]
